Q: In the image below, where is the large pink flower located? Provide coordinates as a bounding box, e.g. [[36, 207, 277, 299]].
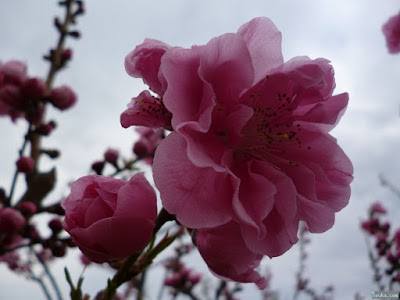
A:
[[125, 17, 353, 287], [62, 173, 157, 263], [383, 10, 400, 54]]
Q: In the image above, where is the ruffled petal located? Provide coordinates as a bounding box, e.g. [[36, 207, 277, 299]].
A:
[[153, 132, 233, 228], [196, 221, 267, 289]]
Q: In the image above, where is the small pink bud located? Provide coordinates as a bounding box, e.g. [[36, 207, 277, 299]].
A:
[[370, 202, 387, 215], [16, 156, 34, 173], [50, 85, 77, 110], [91, 161, 105, 175], [36, 123, 54, 136], [21, 78, 47, 99], [61, 49, 72, 60], [133, 141, 148, 157], [1, 60, 27, 85], [51, 241, 66, 257], [80, 254, 91, 266], [188, 272, 202, 285], [18, 201, 37, 217], [164, 273, 183, 287], [104, 148, 119, 164], [0, 208, 25, 233], [48, 218, 63, 234]]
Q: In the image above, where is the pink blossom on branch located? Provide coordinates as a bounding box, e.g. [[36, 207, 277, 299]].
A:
[[62, 173, 157, 263], [133, 126, 164, 164], [50, 85, 77, 110], [121, 39, 173, 130], [383, 10, 400, 54], [125, 17, 353, 287]]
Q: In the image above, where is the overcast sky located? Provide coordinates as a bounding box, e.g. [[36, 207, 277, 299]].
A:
[[1, 0, 400, 299]]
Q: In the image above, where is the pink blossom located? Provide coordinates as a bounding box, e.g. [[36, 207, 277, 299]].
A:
[[148, 18, 352, 286], [0, 208, 25, 233], [50, 85, 77, 110], [16, 156, 35, 173], [121, 39, 173, 129], [382, 10, 400, 54], [121, 90, 172, 130], [126, 17, 352, 287], [196, 221, 266, 289], [62, 173, 157, 263]]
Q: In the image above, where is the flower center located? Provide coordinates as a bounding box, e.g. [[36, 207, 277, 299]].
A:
[[238, 86, 310, 165]]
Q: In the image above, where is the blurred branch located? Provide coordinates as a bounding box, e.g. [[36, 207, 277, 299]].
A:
[[30, 246, 63, 300], [379, 173, 400, 200]]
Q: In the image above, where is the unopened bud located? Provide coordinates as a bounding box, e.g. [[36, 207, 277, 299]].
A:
[[104, 148, 119, 164], [41, 149, 60, 159], [0, 208, 25, 233], [91, 161, 105, 175], [50, 85, 77, 110], [16, 156, 35, 174], [18, 201, 37, 218], [36, 123, 54, 136], [48, 218, 63, 235], [21, 77, 46, 99], [69, 31, 81, 38], [61, 49, 72, 60]]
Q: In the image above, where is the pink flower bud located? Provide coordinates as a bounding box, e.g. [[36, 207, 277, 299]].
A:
[[16, 156, 34, 173], [21, 77, 47, 99], [0, 208, 25, 233], [36, 123, 54, 136], [91, 160, 105, 175], [104, 148, 119, 164], [18, 202, 37, 217], [51, 242, 66, 257], [188, 272, 202, 285], [61, 49, 72, 60], [48, 218, 63, 234], [62, 173, 157, 263], [164, 273, 183, 287], [80, 254, 91, 266], [50, 85, 77, 110], [370, 202, 387, 215], [1, 60, 27, 85]]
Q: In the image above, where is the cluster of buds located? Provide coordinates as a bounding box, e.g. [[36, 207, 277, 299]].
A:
[[0, 61, 46, 123], [90, 148, 120, 175], [133, 127, 164, 165], [163, 244, 202, 297], [361, 202, 400, 287], [0, 59, 77, 126], [0, 197, 75, 277]]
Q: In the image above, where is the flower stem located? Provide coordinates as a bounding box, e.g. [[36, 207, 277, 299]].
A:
[[8, 124, 32, 206], [30, 246, 63, 300]]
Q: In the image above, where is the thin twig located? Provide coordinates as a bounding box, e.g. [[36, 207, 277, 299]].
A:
[[29, 270, 52, 300], [30, 246, 63, 300], [8, 124, 32, 205]]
